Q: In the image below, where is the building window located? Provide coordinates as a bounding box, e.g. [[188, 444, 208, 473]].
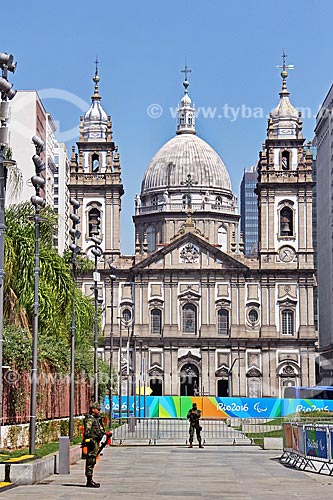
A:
[[122, 308, 132, 324], [92, 153, 99, 172], [152, 197, 158, 208], [282, 309, 294, 335], [281, 150, 290, 170], [218, 226, 227, 249], [182, 194, 192, 209], [182, 303, 197, 334], [146, 225, 156, 253], [151, 309, 162, 335], [180, 114, 185, 125], [216, 196, 223, 206], [280, 207, 293, 236], [217, 309, 229, 335], [248, 308, 259, 327]]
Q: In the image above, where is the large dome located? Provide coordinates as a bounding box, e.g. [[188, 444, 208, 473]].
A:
[[141, 133, 232, 195]]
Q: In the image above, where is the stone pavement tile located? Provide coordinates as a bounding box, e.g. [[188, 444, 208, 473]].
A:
[[3, 445, 333, 499]]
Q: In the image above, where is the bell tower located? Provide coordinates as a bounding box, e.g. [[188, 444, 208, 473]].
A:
[[68, 63, 124, 261], [256, 56, 314, 270]]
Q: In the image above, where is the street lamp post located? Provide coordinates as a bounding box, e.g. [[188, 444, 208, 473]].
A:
[[108, 264, 116, 430], [91, 233, 103, 403], [0, 51, 16, 442], [68, 198, 81, 442], [29, 135, 46, 454], [228, 357, 243, 397]]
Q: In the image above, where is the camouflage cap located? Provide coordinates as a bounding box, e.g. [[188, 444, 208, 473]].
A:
[[91, 401, 101, 410]]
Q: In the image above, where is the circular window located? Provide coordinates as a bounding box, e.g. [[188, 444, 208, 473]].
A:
[[122, 308, 132, 324], [248, 308, 259, 326]]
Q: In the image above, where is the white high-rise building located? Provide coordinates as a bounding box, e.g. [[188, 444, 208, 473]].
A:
[[54, 143, 70, 255], [6, 90, 56, 206]]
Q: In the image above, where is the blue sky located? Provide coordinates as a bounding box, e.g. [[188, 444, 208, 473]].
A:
[[4, 0, 332, 253]]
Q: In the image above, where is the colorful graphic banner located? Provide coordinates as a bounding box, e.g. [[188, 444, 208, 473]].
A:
[[282, 399, 333, 415], [283, 423, 293, 450], [305, 429, 328, 460], [103, 396, 333, 419]]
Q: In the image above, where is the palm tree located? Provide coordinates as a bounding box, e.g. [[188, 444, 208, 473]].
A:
[[4, 202, 95, 370]]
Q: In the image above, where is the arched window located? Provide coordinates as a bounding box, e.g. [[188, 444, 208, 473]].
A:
[[92, 153, 99, 172], [122, 308, 132, 324], [218, 309, 229, 335], [151, 309, 162, 335], [146, 225, 156, 253], [215, 196, 223, 206], [282, 309, 294, 335], [248, 308, 259, 327], [152, 197, 158, 208], [281, 151, 290, 170], [218, 226, 227, 249], [280, 207, 293, 236], [180, 114, 185, 125], [182, 194, 191, 209], [88, 207, 101, 237], [182, 303, 197, 334], [188, 114, 192, 125]]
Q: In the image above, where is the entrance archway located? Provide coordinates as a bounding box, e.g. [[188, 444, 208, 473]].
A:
[[180, 364, 199, 396]]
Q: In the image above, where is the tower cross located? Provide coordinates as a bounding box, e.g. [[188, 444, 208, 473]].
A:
[[94, 56, 99, 76], [276, 50, 294, 72], [181, 59, 192, 81]]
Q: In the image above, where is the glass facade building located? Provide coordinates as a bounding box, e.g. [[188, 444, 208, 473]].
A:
[[240, 165, 258, 256]]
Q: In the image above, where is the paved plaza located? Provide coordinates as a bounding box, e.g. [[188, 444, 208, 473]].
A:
[[1, 445, 333, 499]]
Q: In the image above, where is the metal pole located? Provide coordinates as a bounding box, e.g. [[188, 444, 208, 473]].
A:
[[126, 326, 130, 420], [69, 252, 76, 441], [109, 274, 114, 429], [138, 341, 142, 421], [143, 346, 146, 418], [0, 144, 6, 442], [132, 335, 136, 417], [119, 319, 122, 425], [29, 202, 40, 454], [93, 251, 98, 402]]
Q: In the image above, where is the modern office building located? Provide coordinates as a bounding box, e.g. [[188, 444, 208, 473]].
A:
[[314, 87, 333, 383], [240, 165, 258, 256]]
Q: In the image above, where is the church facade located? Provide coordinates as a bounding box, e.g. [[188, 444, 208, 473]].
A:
[[69, 64, 317, 399]]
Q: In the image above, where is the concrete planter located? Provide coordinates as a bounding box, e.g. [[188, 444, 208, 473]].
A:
[[0, 444, 82, 485]]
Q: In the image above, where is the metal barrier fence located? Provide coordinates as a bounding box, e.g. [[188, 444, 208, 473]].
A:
[[280, 421, 333, 475], [111, 417, 283, 446]]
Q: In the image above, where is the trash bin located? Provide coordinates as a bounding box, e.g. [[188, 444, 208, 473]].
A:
[[58, 436, 70, 474]]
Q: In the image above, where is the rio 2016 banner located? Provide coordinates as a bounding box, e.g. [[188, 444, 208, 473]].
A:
[[103, 396, 333, 419]]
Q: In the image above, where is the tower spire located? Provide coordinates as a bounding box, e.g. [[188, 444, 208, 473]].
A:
[[276, 49, 294, 97], [176, 60, 196, 135], [92, 56, 101, 100]]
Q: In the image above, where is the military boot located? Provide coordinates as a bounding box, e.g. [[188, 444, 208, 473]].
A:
[[86, 476, 100, 488]]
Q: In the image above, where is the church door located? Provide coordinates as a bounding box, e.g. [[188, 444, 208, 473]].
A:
[[180, 364, 199, 396], [150, 378, 162, 396], [217, 379, 229, 397]]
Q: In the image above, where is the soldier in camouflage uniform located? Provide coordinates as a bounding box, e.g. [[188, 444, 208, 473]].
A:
[[83, 402, 107, 488], [187, 403, 204, 448]]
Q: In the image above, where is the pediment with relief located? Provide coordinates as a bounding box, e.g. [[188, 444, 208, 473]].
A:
[[215, 365, 230, 377], [130, 233, 250, 273]]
